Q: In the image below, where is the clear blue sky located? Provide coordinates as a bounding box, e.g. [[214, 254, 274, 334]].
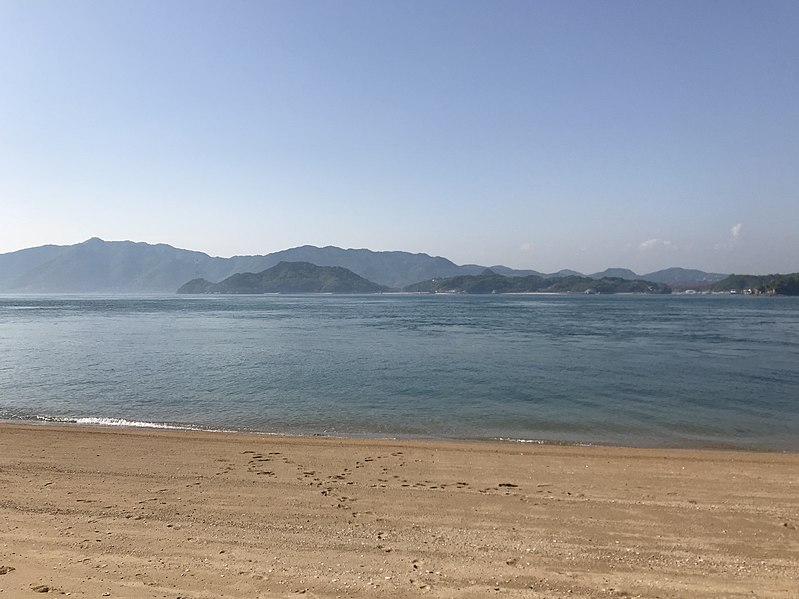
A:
[[1, 0, 797, 274]]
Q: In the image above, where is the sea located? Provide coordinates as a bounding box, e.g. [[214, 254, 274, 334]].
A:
[[0, 293, 797, 451]]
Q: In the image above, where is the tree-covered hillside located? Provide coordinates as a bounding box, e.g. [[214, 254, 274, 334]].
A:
[[711, 273, 799, 295], [177, 262, 387, 294], [404, 270, 671, 294]]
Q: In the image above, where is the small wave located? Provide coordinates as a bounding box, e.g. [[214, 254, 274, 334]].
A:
[[73, 417, 205, 430], [30, 414, 211, 431], [36, 415, 79, 423], [497, 437, 596, 447]]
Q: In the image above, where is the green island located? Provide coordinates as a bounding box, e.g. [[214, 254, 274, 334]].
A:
[[177, 261, 388, 294], [711, 273, 799, 295], [403, 269, 671, 294], [177, 262, 799, 297]]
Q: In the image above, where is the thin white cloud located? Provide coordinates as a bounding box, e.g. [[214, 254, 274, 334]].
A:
[[639, 238, 672, 251], [715, 223, 743, 251], [519, 242, 534, 252]]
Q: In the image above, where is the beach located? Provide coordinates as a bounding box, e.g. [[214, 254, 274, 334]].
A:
[[0, 425, 797, 598]]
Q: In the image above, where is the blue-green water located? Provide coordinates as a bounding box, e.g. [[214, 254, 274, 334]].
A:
[[1, 294, 797, 450]]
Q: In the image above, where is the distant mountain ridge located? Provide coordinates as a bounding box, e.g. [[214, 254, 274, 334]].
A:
[[0, 238, 728, 293], [589, 268, 639, 280], [0, 238, 474, 292], [588, 267, 727, 285]]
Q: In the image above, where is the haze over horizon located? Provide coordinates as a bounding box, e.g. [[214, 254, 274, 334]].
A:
[[0, 235, 731, 277], [2, 1, 797, 274]]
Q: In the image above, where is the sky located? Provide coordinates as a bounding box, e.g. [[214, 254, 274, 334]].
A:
[[1, 1, 797, 274]]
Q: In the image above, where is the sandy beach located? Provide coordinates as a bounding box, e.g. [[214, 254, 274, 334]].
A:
[[0, 424, 797, 598]]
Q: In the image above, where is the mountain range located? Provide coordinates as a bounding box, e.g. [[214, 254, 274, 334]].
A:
[[0, 238, 728, 293]]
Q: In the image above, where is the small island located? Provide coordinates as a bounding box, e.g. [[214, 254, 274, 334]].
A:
[[177, 261, 388, 294]]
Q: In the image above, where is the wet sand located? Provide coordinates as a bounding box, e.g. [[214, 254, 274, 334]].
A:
[[1, 424, 797, 598]]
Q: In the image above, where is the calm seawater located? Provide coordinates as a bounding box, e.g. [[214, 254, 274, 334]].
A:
[[0, 294, 797, 450]]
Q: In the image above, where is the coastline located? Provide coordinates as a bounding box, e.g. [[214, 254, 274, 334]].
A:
[[8, 415, 795, 453], [1, 423, 797, 598]]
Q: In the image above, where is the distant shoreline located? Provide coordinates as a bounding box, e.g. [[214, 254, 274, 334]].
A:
[[0, 289, 788, 296]]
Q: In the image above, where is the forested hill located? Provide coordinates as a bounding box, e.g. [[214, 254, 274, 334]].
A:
[[711, 273, 799, 295], [404, 271, 671, 294], [177, 262, 387, 294]]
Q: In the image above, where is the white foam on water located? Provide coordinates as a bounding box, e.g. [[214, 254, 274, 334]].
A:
[[28, 414, 238, 434], [36, 415, 78, 423], [498, 437, 546, 444], [35, 415, 225, 432], [74, 417, 200, 430]]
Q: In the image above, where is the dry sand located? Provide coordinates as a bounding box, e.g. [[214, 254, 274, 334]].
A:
[[0, 424, 797, 598]]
